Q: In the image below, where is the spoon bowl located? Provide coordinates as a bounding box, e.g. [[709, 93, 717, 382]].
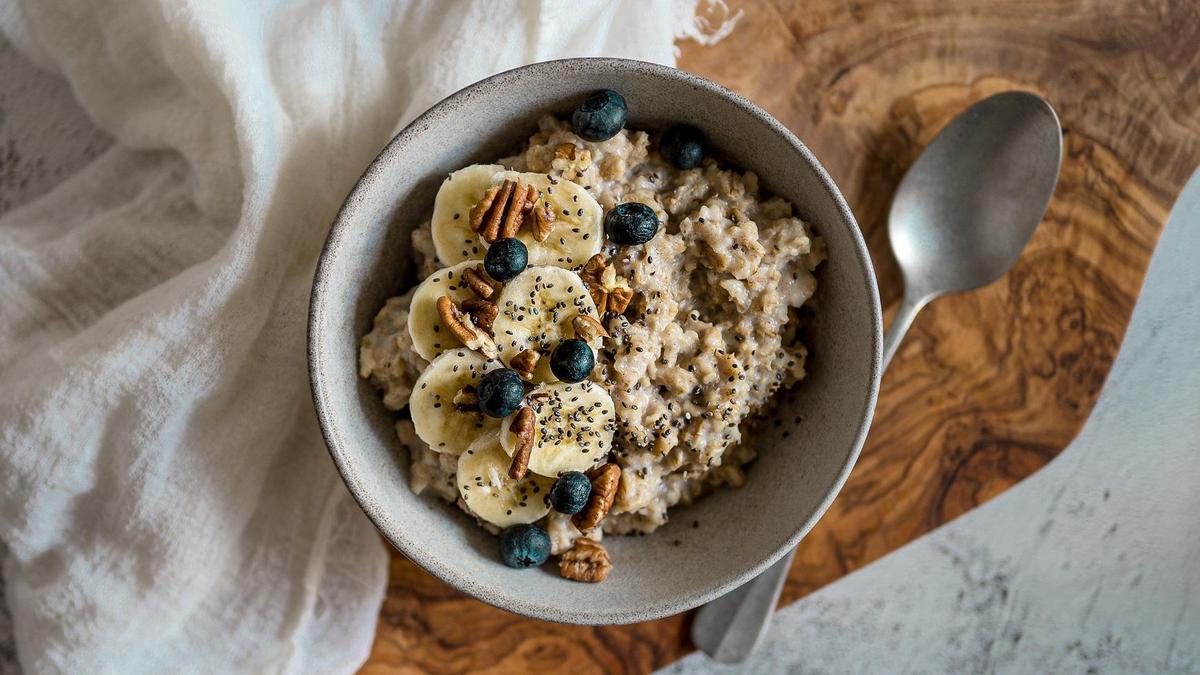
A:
[[890, 91, 1063, 299], [882, 91, 1063, 365]]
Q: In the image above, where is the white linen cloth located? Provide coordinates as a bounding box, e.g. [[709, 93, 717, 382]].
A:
[[0, 1, 731, 671]]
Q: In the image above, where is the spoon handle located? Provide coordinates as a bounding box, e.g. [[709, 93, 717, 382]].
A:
[[690, 548, 795, 663], [691, 291, 926, 662], [881, 292, 929, 368]]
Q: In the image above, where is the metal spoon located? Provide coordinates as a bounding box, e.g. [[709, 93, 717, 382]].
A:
[[692, 91, 1063, 663]]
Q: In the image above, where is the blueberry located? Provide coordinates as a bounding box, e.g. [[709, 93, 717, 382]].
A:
[[660, 124, 706, 170], [549, 471, 592, 515], [571, 89, 628, 142], [477, 368, 525, 418], [604, 202, 660, 246], [484, 237, 528, 282], [499, 524, 551, 569], [550, 339, 595, 383]]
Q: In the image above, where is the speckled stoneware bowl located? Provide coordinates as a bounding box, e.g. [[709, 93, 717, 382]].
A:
[[309, 58, 882, 624]]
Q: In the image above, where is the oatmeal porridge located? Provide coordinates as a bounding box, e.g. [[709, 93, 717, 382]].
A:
[[358, 90, 824, 581]]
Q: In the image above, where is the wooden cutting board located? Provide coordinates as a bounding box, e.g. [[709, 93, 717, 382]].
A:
[[361, 1, 1200, 672]]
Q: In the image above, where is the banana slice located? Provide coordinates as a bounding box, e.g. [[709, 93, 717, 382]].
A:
[[431, 164, 505, 266], [500, 381, 615, 477], [491, 266, 602, 380], [407, 260, 492, 362], [430, 163, 604, 269], [410, 349, 502, 456], [495, 170, 603, 268], [457, 435, 554, 528]]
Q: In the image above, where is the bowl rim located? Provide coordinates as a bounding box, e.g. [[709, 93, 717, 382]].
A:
[[309, 56, 883, 624]]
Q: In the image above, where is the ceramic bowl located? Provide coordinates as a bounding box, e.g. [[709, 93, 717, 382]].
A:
[[309, 58, 881, 624]]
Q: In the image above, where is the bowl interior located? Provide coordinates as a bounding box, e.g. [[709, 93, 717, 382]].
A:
[[310, 59, 881, 624]]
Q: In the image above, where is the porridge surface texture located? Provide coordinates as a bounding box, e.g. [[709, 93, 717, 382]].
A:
[[360, 116, 824, 549]]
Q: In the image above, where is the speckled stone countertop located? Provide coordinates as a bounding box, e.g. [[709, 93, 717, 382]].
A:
[[3, 31, 1198, 675], [662, 175, 1200, 674]]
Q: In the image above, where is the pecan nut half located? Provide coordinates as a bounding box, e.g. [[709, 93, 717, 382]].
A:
[[507, 407, 536, 480], [572, 314, 609, 341], [572, 463, 621, 531], [578, 254, 634, 316], [580, 254, 613, 314], [607, 287, 633, 314], [436, 295, 476, 344], [558, 538, 612, 583], [462, 266, 498, 299], [590, 287, 609, 315], [468, 185, 501, 232], [531, 202, 556, 242], [470, 179, 541, 243], [481, 180, 514, 242], [461, 297, 498, 331], [436, 295, 498, 358], [579, 254, 607, 287], [500, 181, 531, 240], [510, 349, 540, 380]]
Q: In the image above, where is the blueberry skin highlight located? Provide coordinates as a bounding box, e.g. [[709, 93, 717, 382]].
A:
[[484, 237, 528, 282], [499, 524, 551, 568], [660, 124, 706, 170], [549, 471, 592, 515], [604, 202, 660, 246], [571, 90, 628, 142], [477, 368, 525, 418], [550, 339, 595, 383]]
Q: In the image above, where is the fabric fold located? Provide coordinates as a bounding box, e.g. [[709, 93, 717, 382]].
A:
[[0, 0, 710, 672]]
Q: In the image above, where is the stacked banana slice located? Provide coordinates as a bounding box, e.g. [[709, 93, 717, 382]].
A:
[[491, 266, 602, 378], [500, 381, 615, 477], [405, 166, 617, 529], [431, 165, 603, 269], [410, 350, 502, 456], [458, 436, 554, 528], [407, 260, 488, 361]]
